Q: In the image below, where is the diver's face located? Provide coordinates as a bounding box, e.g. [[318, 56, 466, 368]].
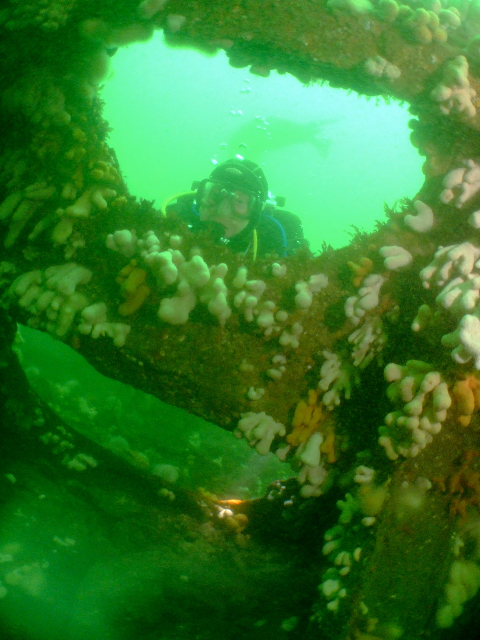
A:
[[198, 184, 251, 238]]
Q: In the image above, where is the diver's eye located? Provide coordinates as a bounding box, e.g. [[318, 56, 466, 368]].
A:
[[231, 192, 252, 216], [202, 183, 225, 206], [233, 195, 247, 206]]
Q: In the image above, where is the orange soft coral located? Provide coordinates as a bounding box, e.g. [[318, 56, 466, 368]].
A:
[[433, 450, 480, 518], [287, 390, 338, 462], [287, 389, 322, 446], [347, 257, 373, 287], [116, 259, 151, 316], [320, 429, 337, 464], [452, 375, 480, 426]]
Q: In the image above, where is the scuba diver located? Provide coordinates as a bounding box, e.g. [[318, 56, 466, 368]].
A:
[[162, 158, 309, 259]]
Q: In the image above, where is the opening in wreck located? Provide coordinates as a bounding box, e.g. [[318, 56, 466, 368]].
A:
[[100, 32, 424, 252]]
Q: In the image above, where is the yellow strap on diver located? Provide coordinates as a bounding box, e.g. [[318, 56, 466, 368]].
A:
[[252, 228, 258, 261], [160, 190, 196, 217]]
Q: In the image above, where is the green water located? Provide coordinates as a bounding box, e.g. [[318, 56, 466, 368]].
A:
[[101, 32, 424, 252]]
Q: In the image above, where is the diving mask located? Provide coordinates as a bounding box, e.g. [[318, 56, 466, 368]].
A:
[[196, 180, 258, 220]]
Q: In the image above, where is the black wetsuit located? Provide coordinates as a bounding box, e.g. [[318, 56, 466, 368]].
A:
[[167, 195, 308, 258]]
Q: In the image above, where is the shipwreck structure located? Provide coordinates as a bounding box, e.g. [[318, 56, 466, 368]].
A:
[[2, 0, 480, 638]]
